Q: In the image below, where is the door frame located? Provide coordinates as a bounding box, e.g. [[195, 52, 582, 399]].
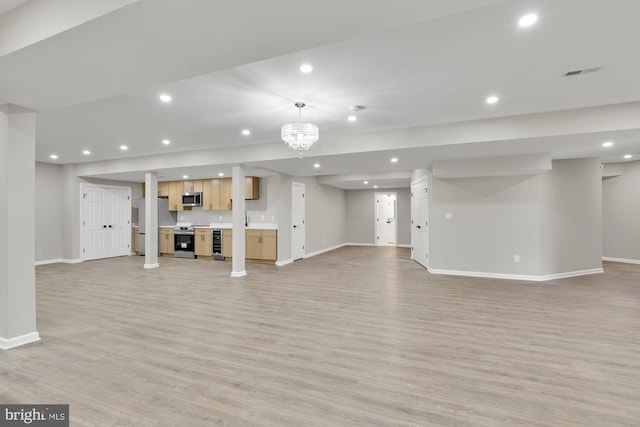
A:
[[79, 183, 132, 262], [374, 191, 398, 246], [410, 177, 429, 269], [292, 181, 305, 261]]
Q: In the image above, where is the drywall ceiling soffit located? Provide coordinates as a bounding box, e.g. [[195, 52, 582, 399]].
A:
[[0, 0, 503, 110]]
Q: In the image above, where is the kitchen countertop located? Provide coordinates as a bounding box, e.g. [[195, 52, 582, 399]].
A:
[[205, 223, 278, 230], [134, 224, 278, 230]]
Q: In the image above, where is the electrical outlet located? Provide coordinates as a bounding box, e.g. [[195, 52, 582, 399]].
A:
[[261, 215, 265, 220], [445, 212, 453, 220], [514, 255, 520, 263], [219, 215, 222, 220]]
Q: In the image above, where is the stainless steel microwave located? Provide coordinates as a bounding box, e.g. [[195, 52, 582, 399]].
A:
[[182, 192, 202, 207]]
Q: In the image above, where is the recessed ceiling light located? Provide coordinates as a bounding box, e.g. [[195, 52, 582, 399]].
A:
[[159, 93, 172, 103], [82, 150, 91, 155], [300, 64, 313, 73], [242, 129, 251, 136], [120, 145, 128, 151], [518, 13, 538, 28], [162, 139, 171, 145], [602, 141, 614, 148], [348, 115, 357, 122], [218, 172, 224, 177], [486, 95, 499, 104], [364, 181, 369, 185], [49, 154, 58, 160], [374, 185, 378, 189], [183, 175, 189, 179], [624, 154, 632, 159], [313, 163, 320, 168], [390, 157, 398, 163]]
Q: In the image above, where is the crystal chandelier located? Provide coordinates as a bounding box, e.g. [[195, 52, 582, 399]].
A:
[[281, 102, 319, 155]]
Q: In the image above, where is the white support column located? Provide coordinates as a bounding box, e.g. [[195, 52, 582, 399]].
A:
[[231, 165, 246, 277], [0, 104, 40, 350], [144, 172, 159, 269]]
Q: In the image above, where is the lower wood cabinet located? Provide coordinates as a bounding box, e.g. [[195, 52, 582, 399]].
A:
[[195, 228, 212, 257], [221, 229, 276, 261], [133, 228, 140, 253], [159, 228, 174, 255], [222, 229, 233, 258]]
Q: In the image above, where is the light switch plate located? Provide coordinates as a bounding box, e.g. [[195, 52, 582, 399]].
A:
[[445, 212, 453, 220]]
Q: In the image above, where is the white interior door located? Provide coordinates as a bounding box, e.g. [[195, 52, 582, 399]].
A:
[[82, 184, 131, 261], [376, 193, 396, 246], [411, 178, 429, 269], [292, 182, 305, 261], [109, 188, 131, 257], [83, 186, 108, 261]]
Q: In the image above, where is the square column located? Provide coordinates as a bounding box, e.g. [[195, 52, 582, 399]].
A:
[[0, 105, 40, 350], [144, 172, 159, 269], [231, 166, 246, 277]]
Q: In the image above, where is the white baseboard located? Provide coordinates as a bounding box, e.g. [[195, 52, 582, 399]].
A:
[[539, 268, 604, 281], [428, 267, 603, 282], [603, 257, 640, 265], [0, 332, 40, 350], [231, 271, 247, 277], [345, 243, 375, 247], [35, 258, 82, 266], [275, 259, 293, 267], [143, 263, 159, 269], [396, 244, 411, 248], [303, 243, 347, 259]]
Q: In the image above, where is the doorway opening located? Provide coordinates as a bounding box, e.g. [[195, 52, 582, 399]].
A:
[[375, 192, 397, 246]]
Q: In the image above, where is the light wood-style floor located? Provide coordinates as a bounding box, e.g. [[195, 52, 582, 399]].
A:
[[2, 247, 639, 426]]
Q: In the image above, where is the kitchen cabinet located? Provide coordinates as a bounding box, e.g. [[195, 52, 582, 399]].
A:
[[133, 228, 140, 253], [195, 228, 212, 257], [183, 180, 203, 193], [222, 229, 276, 261], [222, 229, 233, 258], [245, 177, 260, 200], [159, 228, 174, 255], [168, 181, 184, 211], [158, 182, 170, 197], [203, 178, 232, 210], [142, 181, 170, 198]]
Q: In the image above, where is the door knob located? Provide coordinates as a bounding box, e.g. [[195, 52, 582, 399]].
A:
[[108, 225, 112, 228], [416, 225, 421, 229], [103, 225, 107, 228]]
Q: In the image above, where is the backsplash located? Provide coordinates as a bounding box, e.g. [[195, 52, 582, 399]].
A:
[[178, 207, 276, 225]]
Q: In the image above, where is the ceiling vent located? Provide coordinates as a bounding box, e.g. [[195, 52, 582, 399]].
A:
[[565, 66, 602, 77]]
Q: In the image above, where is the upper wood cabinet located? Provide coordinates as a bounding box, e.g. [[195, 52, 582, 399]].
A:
[[142, 181, 171, 198], [149, 176, 259, 211], [183, 180, 203, 193], [158, 182, 170, 197], [203, 178, 232, 211], [245, 177, 260, 200], [168, 181, 184, 211]]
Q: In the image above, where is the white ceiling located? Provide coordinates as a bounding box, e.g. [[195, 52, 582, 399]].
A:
[[0, 0, 28, 16], [2, 0, 640, 189]]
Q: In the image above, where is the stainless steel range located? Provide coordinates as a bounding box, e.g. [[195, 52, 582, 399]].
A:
[[174, 225, 195, 258]]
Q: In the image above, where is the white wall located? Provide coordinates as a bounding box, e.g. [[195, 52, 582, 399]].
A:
[[35, 162, 63, 261], [541, 158, 602, 275], [292, 176, 347, 255], [602, 160, 640, 262], [345, 188, 411, 246], [428, 158, 603, 278], [430, 174, 543, 275]]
